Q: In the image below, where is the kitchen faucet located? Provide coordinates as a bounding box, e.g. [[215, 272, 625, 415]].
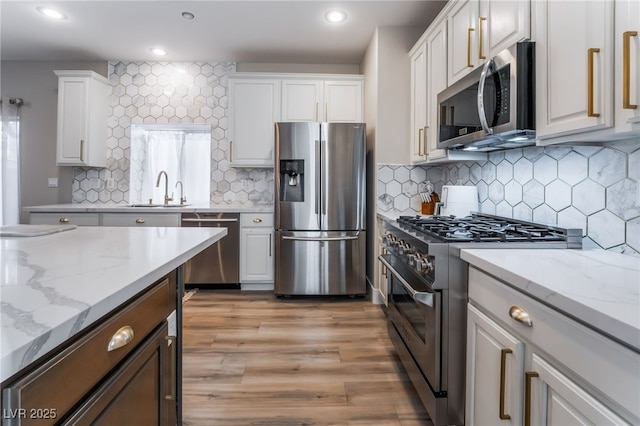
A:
[[156, 170, 173, 205], [175, 180, 187, 205]]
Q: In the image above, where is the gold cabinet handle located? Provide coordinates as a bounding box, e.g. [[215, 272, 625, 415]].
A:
[[59, 217, 70, 223], [135, 218, 145, 224], [80, 139, 85, 162], [229, 141, 233, 161], [316, 101, 319, 121], [479, 17, 487, 59], [253, 217, 263, 223], [165, 335, 176, 400], [499, 348, 513, 420], [588, 48, 601, 117], [107, 326, 134, 352], [381, 247, 387, 277], [268, 233, 272, 257], [416, 128, 424, 156], [524, 371, 539, 426], [623, 31, 638, 109], [509, 305, 533, 326], [422, 126, 428, 156], [467, 28, 475, 67]]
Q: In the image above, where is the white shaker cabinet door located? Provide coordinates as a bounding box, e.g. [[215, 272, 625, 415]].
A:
[[281, 80, 323, 122], [323, 80, 363, 123], [55, 70, 109, 167], [228, 78, 280, 167], [466, 304, 524, 426], [528, 354, 630, 426], [534, 0, 614, 140], [409, 41, 427, 163]]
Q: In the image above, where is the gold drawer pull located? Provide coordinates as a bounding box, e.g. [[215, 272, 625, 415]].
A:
[[467, 27, 475, 68], [59, 217, 70, 223], [524, 371, 539, 426], [253, 217, 263, 223], [623, 31, 638, 109], [499, 348, 513, 420], [135, 218, 145, 224], [509, 305, 532, 326], [587, 47, 601, 117], [107, 326, 134, 352]]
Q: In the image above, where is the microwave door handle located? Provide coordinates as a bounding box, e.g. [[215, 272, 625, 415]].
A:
[[477, 58, 496, 135]]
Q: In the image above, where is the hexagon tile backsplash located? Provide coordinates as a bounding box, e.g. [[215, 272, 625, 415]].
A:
[[378, 141, 640, 256], [72, 61, 274, 206]]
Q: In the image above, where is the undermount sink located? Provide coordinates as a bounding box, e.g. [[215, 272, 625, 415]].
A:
[[127, 203, 191, 208]]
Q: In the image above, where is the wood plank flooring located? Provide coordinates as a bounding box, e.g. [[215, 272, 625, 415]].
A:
[[182, 290, 433, 426]]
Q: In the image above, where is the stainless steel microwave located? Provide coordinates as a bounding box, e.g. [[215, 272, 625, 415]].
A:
[[437, 41, 535, 152]]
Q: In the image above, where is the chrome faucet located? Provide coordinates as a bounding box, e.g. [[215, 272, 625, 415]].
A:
[[175, 180, 187, 205], [156, 170, 173, 205]]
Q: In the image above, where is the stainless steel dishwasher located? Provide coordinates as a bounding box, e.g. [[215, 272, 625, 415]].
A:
[[181, 213, 239, 288]]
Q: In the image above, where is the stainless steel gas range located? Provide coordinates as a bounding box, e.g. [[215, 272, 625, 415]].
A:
[[379, 213, 582, 426]]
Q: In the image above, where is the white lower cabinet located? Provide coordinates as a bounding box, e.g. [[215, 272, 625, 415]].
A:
[[240, 213, 274, 287], [466, 266, 639, 425], [29, 212, 100, 226]]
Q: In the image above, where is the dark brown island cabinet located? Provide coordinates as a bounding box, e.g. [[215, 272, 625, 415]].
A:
[[1, 271, 179, 425]]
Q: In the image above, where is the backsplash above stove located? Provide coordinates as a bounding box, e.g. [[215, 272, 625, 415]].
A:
[[378, 141, 640, 256]]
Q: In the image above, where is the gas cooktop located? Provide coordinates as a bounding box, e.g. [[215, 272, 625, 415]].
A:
[[397, 213, 582, 245]]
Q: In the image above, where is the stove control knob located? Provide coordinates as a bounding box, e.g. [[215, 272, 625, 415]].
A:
[[408, 254, 417, 266], [416, 256, 427, 272]]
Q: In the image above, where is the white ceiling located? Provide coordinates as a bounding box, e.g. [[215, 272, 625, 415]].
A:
[[1, 1, 447, 64]]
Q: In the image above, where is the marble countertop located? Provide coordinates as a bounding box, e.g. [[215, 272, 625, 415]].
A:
[[23, 203, 274, 214], [461, 248, 640, 352], [0, 226, 226, 383]]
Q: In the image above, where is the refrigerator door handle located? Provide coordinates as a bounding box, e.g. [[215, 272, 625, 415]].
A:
[[315, 139, 321, 227], [321, 139, 327, 215], [282, 235, 359, 242]]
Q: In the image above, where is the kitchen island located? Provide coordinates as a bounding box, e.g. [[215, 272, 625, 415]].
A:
[[0, 225, 226, 424]]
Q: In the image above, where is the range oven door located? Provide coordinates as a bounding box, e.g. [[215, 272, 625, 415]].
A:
[[379, 255, 442, 392]]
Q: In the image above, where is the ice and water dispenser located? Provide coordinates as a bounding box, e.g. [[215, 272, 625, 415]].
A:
[[279, 160, 304, 202]]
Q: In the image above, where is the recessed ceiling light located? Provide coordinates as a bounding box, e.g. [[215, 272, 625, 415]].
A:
[[325, 9, 347, 23], [36, 6, 67, 20], [181, 11, 195, 20], [150, 47, 167, 56]]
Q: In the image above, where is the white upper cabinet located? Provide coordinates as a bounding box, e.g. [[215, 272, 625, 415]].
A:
[[54, 70, 109, 167], [535, 0, 638, 144], [534, 0, 614, 141], [448, 0, 480, 85], [425, 19, 451, 162], [281, 80, 323, 122], [281, 78, 363, 123], [228, 77, 280, 167], [447, 0, 530, 86], [409, 41, 428, 163], [323, 80, 363, 122], [613, 0, 639, 135]]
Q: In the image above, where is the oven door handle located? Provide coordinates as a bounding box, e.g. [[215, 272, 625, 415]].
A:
[[378, 256, 434, 308]]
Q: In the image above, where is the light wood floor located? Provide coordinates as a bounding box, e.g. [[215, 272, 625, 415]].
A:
[[182, 290, 433, 426]]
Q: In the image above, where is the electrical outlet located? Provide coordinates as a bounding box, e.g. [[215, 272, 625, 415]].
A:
[[47, 178, 58, 188], [107, 178, 116, 189], [90, 178, 101, 189]]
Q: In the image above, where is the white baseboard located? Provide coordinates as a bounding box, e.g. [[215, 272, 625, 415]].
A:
[[241, 282, 274, 291]]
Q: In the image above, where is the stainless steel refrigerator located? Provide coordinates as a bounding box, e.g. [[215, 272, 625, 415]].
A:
[[274, 122, 366, 296]]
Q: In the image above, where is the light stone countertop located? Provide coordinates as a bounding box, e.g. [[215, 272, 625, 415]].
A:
[[461, 248, 640, 352], [23, 203, 274, 214], [0, 226, 226, 382]]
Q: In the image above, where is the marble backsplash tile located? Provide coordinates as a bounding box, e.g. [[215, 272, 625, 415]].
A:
[[378, 141, 640, 255], [71, 61, 274, 206]]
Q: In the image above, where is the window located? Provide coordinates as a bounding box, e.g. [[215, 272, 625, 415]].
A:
[[129, 124, 211, 205]]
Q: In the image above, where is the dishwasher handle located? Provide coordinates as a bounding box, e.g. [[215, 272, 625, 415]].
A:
[[181, 218, 238, 223]]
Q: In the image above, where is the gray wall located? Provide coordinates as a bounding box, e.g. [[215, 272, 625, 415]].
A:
[[1, 61, 107, 223]]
